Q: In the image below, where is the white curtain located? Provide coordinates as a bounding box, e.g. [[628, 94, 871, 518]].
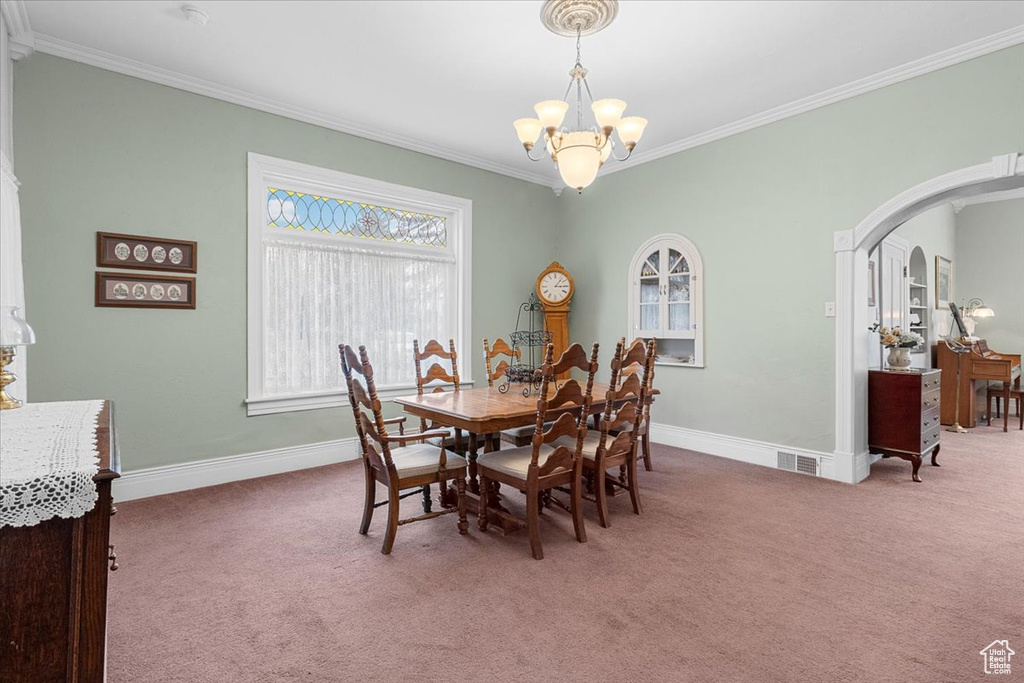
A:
[[263, 237, 455, 396]]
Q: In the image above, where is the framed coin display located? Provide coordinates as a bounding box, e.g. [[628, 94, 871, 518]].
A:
[[97, 232, 197, 273], [95, 272, 196, 309]]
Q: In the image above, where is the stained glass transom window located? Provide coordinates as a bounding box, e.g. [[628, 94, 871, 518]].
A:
[[266, 188, 447, 247]]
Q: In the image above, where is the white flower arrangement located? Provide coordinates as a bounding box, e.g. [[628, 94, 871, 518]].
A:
[[869, 323, 923, 349]]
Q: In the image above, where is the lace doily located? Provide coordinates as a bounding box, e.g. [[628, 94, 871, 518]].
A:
[[0, 400, 105, 528]]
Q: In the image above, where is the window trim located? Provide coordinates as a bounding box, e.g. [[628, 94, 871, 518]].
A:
[[246, 153, 473, 416]]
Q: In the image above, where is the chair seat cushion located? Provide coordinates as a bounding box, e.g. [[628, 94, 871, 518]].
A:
[[390, 444, 467, 479], [500, 421, 555, 441], [553, 433, 601, 459], [476, 444, 561, 479]]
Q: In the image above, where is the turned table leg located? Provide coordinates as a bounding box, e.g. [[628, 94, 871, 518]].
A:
[[468, 433, 480, 494]]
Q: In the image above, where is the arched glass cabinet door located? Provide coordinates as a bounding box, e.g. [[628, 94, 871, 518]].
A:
[[628, 233, 704, 367]]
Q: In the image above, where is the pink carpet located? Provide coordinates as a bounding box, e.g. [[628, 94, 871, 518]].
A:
[[107, 427, 1023, 682]]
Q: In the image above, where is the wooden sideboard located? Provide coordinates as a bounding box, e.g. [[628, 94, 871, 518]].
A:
[[868, 369, 941, 482], [0, 401, 119, 683]]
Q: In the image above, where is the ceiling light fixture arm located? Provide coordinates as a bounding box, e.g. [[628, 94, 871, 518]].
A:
[[512, 0, 646, 192]]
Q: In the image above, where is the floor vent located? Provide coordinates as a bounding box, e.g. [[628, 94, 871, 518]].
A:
[[777, 451, 819, 476]]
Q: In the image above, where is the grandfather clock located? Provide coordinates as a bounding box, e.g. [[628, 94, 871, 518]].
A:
[[535, 261, 575, 378]]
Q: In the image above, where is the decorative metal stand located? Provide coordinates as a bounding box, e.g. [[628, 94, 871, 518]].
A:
[[943, 328, 971, 433], [499, 293, 552, 397]]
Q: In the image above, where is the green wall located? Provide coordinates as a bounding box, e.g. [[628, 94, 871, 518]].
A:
[[13, 46, 1024, 469], [13, 54, 559, 471], [956, 198, 1024, 353], [554, 45, 1024, 452]]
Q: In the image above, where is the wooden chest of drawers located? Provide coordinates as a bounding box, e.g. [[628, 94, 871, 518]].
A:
[[0, 402, 119, 682], [868, 369, 942, 482]]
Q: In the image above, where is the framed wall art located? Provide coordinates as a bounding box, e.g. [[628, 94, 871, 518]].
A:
[[97, 232, 197, 273], [95, 272, 196, 309], [934, 255, 952, 309]]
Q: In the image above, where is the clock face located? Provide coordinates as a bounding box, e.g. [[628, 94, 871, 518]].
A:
[[539, 271, 571, 304]]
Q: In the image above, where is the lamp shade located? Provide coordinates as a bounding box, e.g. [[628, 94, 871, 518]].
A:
[[513, 118, 543, 147], [591, 98, 626, 129], [972, 305, 995, 318], [556, 131, 601, 191], [0, 306, 36, 346], [616, 116, 648, 148], [534, 100, 569, 130]]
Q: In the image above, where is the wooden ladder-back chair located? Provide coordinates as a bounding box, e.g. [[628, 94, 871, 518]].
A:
[[580, 339, 656, 527], [483, 337, 520, 387], [413, 339, 466, 453], [476, 342, 600, 560], [484, 337, 540, 449], [340, 344, 468, 555], [616, 337, 657, 471]]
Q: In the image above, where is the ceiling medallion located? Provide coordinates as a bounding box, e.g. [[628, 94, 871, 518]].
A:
[[514, 0, 646, 193], [540, 0, 619, 37]]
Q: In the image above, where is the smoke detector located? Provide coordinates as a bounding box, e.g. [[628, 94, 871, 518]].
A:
[[181, 5, 209, 26]]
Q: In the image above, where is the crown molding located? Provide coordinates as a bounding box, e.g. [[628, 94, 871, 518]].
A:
[[1, 0, 35, 60], [955, 186, 1024, 211], [27, 23, 1024, 189], [600, 24, 1024, 178], [32, 34, 556, 188]]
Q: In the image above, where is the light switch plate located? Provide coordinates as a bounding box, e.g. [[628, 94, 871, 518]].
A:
[[824, 302, 836, 317]]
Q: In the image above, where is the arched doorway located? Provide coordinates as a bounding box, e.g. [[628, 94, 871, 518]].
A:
[[832, 153, 1024, 484]]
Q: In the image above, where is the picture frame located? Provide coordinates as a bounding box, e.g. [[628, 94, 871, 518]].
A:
[[97, 232, 197, 273], [867, 260, 876, 307], [935, 255, 952, 309], [95, 272, 196, 309]]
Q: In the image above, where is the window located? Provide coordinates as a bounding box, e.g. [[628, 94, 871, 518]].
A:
[[627, 233, 704, 367], [246, 154, 472, 416]]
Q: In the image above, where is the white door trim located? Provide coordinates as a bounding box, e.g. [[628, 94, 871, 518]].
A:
[[832, 153, 1024, 483]]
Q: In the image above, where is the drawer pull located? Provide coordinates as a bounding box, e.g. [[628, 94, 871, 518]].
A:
[[108, 544, 119, 571]]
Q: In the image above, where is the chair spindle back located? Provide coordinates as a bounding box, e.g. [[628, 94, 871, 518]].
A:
[[413, 338, 460, 432], [528, 342, 601, 476], [340, 344, 395, 473], [483, 337, 520, 387]]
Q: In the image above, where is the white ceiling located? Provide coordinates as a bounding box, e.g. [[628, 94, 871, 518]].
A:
[[20, 1, 1024, 188]]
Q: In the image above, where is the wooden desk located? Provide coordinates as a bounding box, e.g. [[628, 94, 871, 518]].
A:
[[934, 341, 1021, 431], [0, 401, 119, 683]]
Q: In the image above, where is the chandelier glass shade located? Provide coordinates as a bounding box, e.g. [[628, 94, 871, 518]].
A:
[[513, 26, 646, 193]]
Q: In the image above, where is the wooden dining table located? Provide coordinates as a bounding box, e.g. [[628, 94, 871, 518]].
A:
[[393, 382, 656, 527]]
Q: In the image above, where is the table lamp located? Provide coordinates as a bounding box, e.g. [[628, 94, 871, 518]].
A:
[[962, 297, 994, 341], [0, 305, 36, 409]]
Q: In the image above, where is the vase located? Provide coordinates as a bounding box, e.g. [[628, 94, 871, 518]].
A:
[[887, 347, 912, 370]]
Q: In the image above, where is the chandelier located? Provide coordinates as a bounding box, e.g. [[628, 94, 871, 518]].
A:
[[513, 0, 646, 193]]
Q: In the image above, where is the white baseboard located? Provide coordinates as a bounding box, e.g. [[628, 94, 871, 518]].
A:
[[115, 422, 847, 503], [113, 438, 360, 502], [649, 422, 837, 480]]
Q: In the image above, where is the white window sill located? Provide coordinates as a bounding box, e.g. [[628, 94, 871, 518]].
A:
[[245, 381, 474, 416]]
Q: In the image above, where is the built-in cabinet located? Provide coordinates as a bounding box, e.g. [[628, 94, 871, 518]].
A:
[[628, 233, 704, 367], [907, 246, 929, 359]]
